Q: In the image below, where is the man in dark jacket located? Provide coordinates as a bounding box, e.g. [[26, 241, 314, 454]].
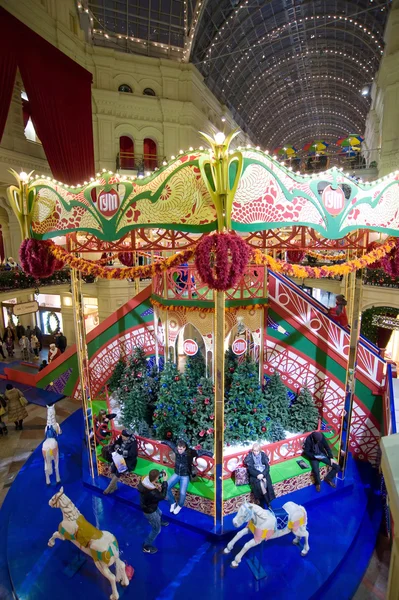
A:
[[16, 323, 25, 340], [138, 469, 169, 554], [244, 443, 275, 508], [303, 431, 340, 491], [103, 430, 138, 495], [55, 332, 67, 353]]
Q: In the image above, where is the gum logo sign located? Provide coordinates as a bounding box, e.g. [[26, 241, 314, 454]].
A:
[[232, 338, 247, 356], [183, 339, 198, 356], [322, 185, 345, 216], [98, 189, 120, 218]]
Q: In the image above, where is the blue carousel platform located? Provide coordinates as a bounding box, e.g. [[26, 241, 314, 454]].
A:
[[0, 410, 383, 600]]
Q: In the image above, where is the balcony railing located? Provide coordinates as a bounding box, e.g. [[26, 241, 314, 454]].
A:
[[116, 152, 166, 172], [0, 269, 95, 292], [153, 264, 267, 303]]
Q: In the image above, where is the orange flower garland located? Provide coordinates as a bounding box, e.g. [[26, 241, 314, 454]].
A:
[[49, 243, 196, 280], [252, 238, 396, 279], [150, 298, 268, 313], [306, 250, 347, 261]]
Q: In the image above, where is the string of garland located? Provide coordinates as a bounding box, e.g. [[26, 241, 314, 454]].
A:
[[151, 298, 269, 313], [49, 244, 196, 280], [306, 250, 347, 261], [252, 237, 396, 279], [46, 311, 60, 335]]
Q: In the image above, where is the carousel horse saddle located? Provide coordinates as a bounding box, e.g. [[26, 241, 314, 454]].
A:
[[271, 507, 289, 530]]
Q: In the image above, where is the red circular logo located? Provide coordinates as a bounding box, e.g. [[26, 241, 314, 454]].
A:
[[183, 339, 198, 356], [232, 338, 247, 356], [322, 185, 345, 216], [98, 189, 120, 218]]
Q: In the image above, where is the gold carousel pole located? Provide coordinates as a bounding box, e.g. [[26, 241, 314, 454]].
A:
[[338, 267, 363, 477], [199, 130, 242, 532], [70, 251, 96, 479]]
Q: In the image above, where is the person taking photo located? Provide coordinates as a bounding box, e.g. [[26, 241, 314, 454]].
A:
[[138, 469, 169, 554]]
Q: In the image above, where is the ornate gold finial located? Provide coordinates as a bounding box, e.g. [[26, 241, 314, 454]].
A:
[[7, 168, 35, 240]]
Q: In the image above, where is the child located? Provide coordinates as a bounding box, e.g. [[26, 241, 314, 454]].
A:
[[39, 359, 48, 371], [19, 335, 29, 361], [30, 333, 39, 358]]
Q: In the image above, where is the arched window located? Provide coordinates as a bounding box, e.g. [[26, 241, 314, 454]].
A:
[[119, 136, 135, 169], [143, 138, 157, 170], [143, 88, 156, 97], [118, 84, 133, 93]]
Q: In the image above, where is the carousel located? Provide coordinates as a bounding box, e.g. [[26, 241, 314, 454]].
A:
[[1, 129, 399, 599]]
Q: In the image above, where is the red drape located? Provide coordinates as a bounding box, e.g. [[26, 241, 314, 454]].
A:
[[0, 17, 18, 141], [0, 7, 94, 185], [144, 138, 157, 170], [119, 136, 135, 169]]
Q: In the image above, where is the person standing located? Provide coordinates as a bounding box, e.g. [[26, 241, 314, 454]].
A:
[[303, 431, 340, 491], [30, 333, 39, 358], [4, 383, 28, 430], [244, 443, 275, 508], [19, 335, 29, 361], [4, 327, 14, 357], [16, 323, 25, 340], [33, 324, 43, 350], [103, 430, 138, 494], [165, 439, 197, 515], [0, 333, 6, 359], [25, 325, 32, 340], [138, 469, 169, 554], [56, 331, 67, 353]]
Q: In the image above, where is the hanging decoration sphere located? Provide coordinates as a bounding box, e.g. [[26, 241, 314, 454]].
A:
[[195, 232, 252, 291], [19, 239, 64, 278]]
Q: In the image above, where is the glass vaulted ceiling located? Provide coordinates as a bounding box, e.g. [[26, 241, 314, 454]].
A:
[[87, 0, 391, 149]]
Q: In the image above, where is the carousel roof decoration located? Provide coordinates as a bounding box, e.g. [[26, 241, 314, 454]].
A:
[[85, 0, 391, 149]]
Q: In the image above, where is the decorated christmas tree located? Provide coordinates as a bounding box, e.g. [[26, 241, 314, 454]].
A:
[[267, 421, 286, 442], [225, 347, 239, 392], [119, 347, 148, 433], [187, 376, 215, 450], [152, 362, 189, 440], [263, 371, 290, 429], [288, 387, 320, 433], [184, 348, 206, 397], [108, 358, 125, 392], [225, 355, 269, 444], [144, 360, 162, 426]]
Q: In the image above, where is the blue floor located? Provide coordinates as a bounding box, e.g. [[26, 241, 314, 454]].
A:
[[0, 410, 382, 600], [0, 378, 64, 406]]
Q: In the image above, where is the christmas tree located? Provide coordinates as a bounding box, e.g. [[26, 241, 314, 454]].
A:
[[119, 347, 148, 433], [108, 358, 125, 392], [144, 361, 162, 426], [288, 387, 320, 433], [225, 347, 239, 392], [152, 362, 189, 440], [267, 421, 286, 442], [184, 348, 206, 397], [225, 355, 269, 444], [187, 376, 215, 450], [263, 372, 290, 428]]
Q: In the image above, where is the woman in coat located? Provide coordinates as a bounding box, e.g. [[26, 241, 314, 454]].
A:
[[244, 442, 275, 508], [5, 383, 28, 430], [103, 429, 138, 495]]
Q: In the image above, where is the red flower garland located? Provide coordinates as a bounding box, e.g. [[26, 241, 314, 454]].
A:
[[195, 232, 251, 291], [381, 238, 399, 277], [366, 241, 382, 270], [19, 239, 64, 279]]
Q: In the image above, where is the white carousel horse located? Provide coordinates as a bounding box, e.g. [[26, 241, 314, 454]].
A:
[[224, 501, 310, 568], [48, 488, 130, 600], [42, 404, 62, 485]]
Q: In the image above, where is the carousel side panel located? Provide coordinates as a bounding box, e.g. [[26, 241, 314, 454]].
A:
[[231, 150, 399, 239], [27, 154, 217, 241]]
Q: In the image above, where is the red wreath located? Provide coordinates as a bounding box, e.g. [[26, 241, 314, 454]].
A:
[[118, 252, 135, 267], [366, 241, 382, 270], [195, 232, 251, 291], [19, 239, 64, 279]]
